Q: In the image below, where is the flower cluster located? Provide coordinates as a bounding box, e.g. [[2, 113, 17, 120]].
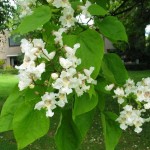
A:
[[105, 77, 150, 133], [35, 44, 96, 117], [116, 105, 145, 133], [16, 39, 55, 91], [16, 0, 96, 118], [49, 0, 92, 28], [16, 0, 37, 18]]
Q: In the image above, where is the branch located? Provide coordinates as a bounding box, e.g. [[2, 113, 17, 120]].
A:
[[111, 0, 128, 15], [112, 1, 140, 16]]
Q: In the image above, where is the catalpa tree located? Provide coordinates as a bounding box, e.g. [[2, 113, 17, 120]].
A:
[[0, 0, 150, 150]]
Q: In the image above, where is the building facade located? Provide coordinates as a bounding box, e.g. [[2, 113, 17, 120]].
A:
[[0, 31, 21, 68]]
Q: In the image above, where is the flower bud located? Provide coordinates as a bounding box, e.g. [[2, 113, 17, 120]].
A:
[[51, 73, 59, 80]]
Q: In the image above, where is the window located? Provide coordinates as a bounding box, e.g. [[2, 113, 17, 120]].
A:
[[9, 36, 21, 47]]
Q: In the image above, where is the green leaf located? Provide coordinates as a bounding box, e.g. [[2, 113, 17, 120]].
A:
[[13, 102, 49, 149], [96, 0, 110, 9], [88, 4, 108, 16], [63, 29, 104, 79], [95, 76, 109, 94], [102, 53, 128, 85], [55, 109, 81, 150], [71, 1, 82, 10], [97, 16, 128, 42], [73, 93, 98, 117], [98, 93, 106, 111], [73, 109, 95, 138], [101, 111, 122, 150], [17, 5, 51, 34], [0, 86, 25, 132], [77, 29, 104, 78]]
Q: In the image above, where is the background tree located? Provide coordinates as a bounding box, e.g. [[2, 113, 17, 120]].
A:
[[109, 0, 150, 64], [0, 0, 15, 31]]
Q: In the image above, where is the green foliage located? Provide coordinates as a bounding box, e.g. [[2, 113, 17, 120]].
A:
[[96, 16, 128, 42], [16, 6, 52, 34], [95, 0, 110, 9], [0, 59, 5, 68], [73, 109, 95, 138], [88, 4, 108, 16], [102, 53, 128, 85], [0, 0, 132, 150], [64, 29, 104, 78], [0, 0, 15, 31], [13, 102, 49, 149], [0, 86, 25, 132], [0, 66, 19, 74], [101, 112, 122, 150], [73, 93, 98, 117], [55, 109, 82, 150]]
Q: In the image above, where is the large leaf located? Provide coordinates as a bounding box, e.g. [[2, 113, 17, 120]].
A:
[[63, 29, 104, 78], [97, 16, 128, 42], [55, 109, 81, 150], [13, 102, 49, 149], [0, 86, 25, 132], [73, 109, 95, 138], [77, 29, 104, 78], [73, 93, 98, 117], [88, 4, 108, 16], [101, 111, 122, 150], [102, 53, 128, 85], [16, 5, 51, 34]]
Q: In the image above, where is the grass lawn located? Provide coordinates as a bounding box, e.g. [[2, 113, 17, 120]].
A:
[[0, 74, 18, 97], [0, 70, 150, 150]]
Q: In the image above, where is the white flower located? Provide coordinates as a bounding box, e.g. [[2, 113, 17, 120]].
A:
[[34, 92, 57, 117], [59, 6, 76, 28], [117, 98, 125, 104], [20, 38, 55, 61], [43, 50, 56, 60], [134, 127, 142, 133], [65, 43, 80, 56], [84, 67, 97, 84], [53, 28, 67, 47], [33, 63, 45, 79], [59, 57, 73, 69], [52, 0, 70, 8], [18, 72, 33, 91], [105, 84, 115, 91], [80, 0, 92, 18], [32, 39, 45, 49], [56, 93, 68, 107], [20, 39, 33, 53], [142, 77, 150, 86], [114, 87, 124, 97], [16, 62, 45, 90], [120, 124, 128, 130], [144, 103, 150, 109], [48, 51, 56, 59]]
